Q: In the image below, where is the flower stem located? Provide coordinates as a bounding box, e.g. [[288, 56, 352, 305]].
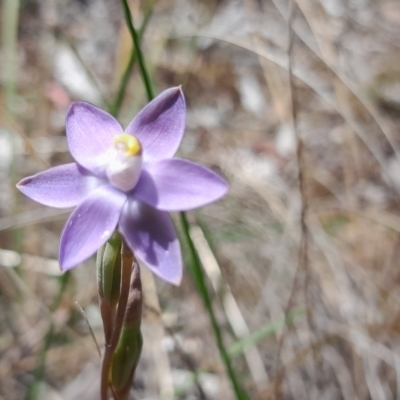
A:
[[100, 240, 134, 400], [110, 8, 152, 118], [179, 214, 250, 400], [120, 0, 154, 101]]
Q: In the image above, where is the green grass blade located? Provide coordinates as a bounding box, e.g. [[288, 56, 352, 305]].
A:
[[228, 306, 305, 359], [120, 0, 154, 100], [179, 214, 250, 400], [110, 8, 152, 118]]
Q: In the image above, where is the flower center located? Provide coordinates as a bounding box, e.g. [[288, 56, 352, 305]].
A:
[[106, 134, 143, 192], [114, 134, 142, 156]]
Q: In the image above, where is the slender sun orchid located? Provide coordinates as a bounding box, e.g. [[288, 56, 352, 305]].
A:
[[17, 87, 228, 285]]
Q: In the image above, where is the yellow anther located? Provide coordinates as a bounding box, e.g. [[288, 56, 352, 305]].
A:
[[113, 134, 142, 156]]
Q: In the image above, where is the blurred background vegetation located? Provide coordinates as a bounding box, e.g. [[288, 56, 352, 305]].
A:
[[2, 0, 400, 399]]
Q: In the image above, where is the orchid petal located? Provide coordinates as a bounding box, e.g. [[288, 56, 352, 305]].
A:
[[133, 159, 228, 211], [17, 163, 98, 208], [125, 87, 186, 162], [59, 185, 127, 271], [66, 102, 123, 176], [119, 201, 182, 285]]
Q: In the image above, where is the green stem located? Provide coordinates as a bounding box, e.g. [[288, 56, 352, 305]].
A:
[[179, 214, 250, 400], [120, 0, 154, 100], [110, 9, 152, 118]]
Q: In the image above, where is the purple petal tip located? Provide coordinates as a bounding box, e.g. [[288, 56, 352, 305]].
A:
[[134, 159, 229, 211], [125, 87, 186, 163], [16, 178, 27, 190], [170, 274, 183, 286], [59, 259, 77, 272]]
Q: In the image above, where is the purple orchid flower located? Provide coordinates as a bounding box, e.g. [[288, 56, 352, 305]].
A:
[[17, 87, 228, 285]]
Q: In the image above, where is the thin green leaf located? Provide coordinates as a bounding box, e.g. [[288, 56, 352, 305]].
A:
[[179, 214, 250, 400], [228, 306, 305, 358], [120, 0, 154, 101], [110, 8, 152, 118]]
